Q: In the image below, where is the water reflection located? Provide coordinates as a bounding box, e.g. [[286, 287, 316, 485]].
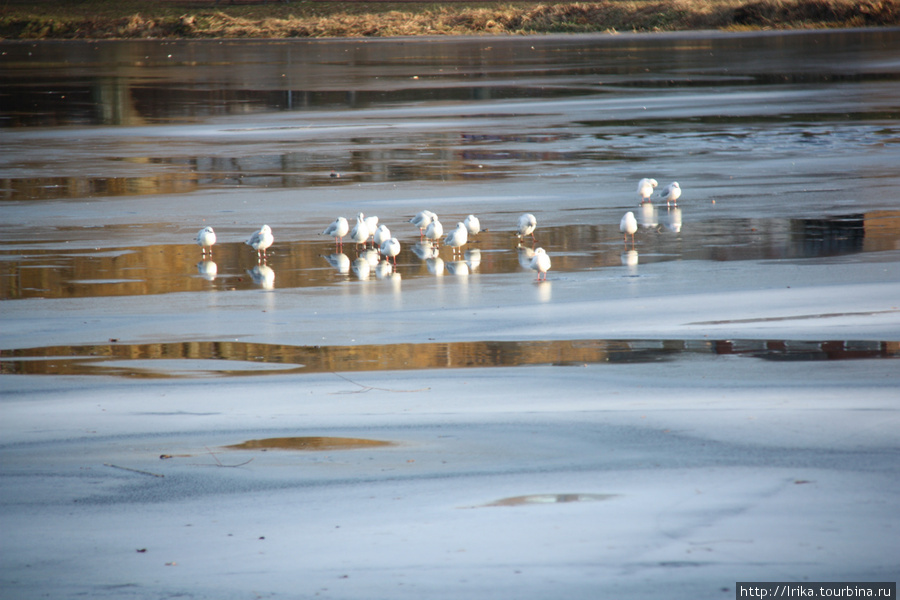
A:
[[197, 260, 217, 281], [375, 259, 396, 280], [3, 31, 899, 201], [247, 264, 275, 289], [351, 256, 370, 280], [466, 249, 482, 271], [323, 253, 350, 275], [2, 338, 897, 378], [639, 202, 658, 230], [1, 213, 897, 300], [665, 207, 683, 233], [446, 260, 469, 277], [4, 32, 898, 128], [426, 256, 444, 276], [621, 250, 640, 275]]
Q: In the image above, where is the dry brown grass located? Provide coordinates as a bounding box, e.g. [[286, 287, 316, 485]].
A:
[[1, 0, 898, 39]]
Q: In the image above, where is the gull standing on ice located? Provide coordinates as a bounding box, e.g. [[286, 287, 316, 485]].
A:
[[517, 213, 537, 242], [373, 224, 392, 250], [364, 215, 379, 246], [659, 181, 681, 206], [463, 214, 482, 236], [637, 178, 658, 202], [322, 217, 349, 249], [409, 210, 437, 238], [349, 213, 371, 250], [380, 237, 401, 265], [620, 211, 638, 246], [245, 224, 274, 261], [195, 226, 216, 257], [424, 218, 444, 246], [444, 222, 468, 256], [530, 247, 551, 281]]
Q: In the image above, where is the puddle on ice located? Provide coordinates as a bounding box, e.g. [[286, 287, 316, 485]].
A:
[[224, 436, 394, 451], [473, 493, 619, 508], [2, 338, 897, 378], [2, 212, 898, 299]]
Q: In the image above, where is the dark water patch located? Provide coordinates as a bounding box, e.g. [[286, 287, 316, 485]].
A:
[[2, 338, 897, 378], [3, 32, 899, 127], [2, 118, 897, 202]]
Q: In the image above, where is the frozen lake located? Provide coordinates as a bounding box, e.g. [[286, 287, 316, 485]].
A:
[[1, 29, 899, 599]]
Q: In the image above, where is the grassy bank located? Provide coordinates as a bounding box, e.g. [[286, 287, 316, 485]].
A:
[[1, 0, 898, 39]]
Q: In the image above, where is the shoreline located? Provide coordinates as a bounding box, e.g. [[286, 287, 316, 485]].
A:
[[2, 0, 899, 40]]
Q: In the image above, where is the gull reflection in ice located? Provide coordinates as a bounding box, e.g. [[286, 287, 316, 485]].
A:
[[640, 201, 658, 229], [247, 264, 275, 289], [197, 260, 218, 281], [621, 250, 639, 276], [324, 253, 350, 274], [375, 259, 394, 279], [360, 248, 380, 268], [446, 260, 469, 276], [665, 207, 683, 233], [412, 241, 439, 260], [465, 248, 482, 271], [427, 256, 445, 275], [517, 245, 535, 270], [352, 256, 371, 280], [537, 280, 552, 303]]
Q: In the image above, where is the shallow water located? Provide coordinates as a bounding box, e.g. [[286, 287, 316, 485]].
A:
[[1, 212, 895, 300], [3, 337, 897, 378], [2, 30, 900, 370]]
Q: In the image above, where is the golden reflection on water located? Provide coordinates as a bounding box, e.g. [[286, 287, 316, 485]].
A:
[[1, 339, 897, 378], [225, 437, 394, 451], [477, 493, 619, 507], [2, 212, 899, 300]]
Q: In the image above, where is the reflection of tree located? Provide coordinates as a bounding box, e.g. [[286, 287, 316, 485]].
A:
[[94, 77, 145, 126], [4, 338, 898, 377], [1, 173, 198, 202]]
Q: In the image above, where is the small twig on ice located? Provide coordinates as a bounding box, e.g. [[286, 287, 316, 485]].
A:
[[329, 372, 430, 394], [203, 446, 254, 468], [104, 463, 165, 478]]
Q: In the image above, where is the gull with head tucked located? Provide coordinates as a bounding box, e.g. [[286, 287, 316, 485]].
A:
[[637, 178, 658, 202], [530, 247, 551, 281], [364, 215, 379, 245], [620, 211, 638, 246], [424, 218, 444, 246], [464, 214, 482, 236], [444, 222, 468, 256], [380, 237, 401, 265], [373, 224, 392, 249], [517, 213, 537, 242], [410, 210, 437, 238]]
